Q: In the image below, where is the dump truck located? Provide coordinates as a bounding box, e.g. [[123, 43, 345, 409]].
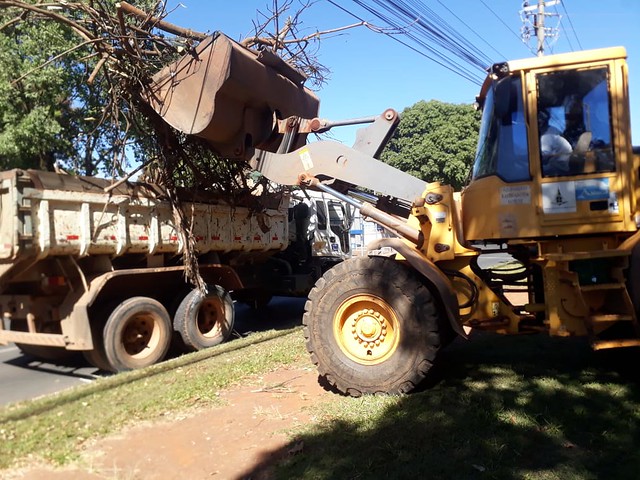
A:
[[147, 32, 640, 396], [0, 168, 352, 372], [0, 30, 361, 372]]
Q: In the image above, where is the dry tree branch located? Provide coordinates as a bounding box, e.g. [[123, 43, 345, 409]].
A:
[[116, 1, 207, 41], [237, 1, 380, 87], [242, 21, 366, 49], [0, 7, 27, 31], [87, 52, 109, 85], [0, 1, 95, 42]]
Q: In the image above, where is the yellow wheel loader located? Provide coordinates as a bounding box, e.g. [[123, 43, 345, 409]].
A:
[[148, 34, 640, 395]]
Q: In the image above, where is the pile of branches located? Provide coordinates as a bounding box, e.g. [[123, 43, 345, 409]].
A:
[[0, 0, 337, 180], [1, 1, 248, 188], [0, 0, 369, 288], [0, 0, 298, 288]]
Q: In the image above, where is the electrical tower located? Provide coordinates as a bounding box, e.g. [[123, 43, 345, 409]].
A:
[[520, 0, 561, 56]]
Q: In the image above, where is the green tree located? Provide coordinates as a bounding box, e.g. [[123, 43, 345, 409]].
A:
[[0, 9, 74, 171], [381, 100, 481, 190], [0, 1, 159, 175]]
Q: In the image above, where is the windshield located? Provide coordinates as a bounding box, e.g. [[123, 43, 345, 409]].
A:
[[537, 66, 614, 177], [472, 76, 530, 183]]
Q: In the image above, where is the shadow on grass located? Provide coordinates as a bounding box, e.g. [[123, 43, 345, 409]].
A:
[[241, 332, 640, 479]]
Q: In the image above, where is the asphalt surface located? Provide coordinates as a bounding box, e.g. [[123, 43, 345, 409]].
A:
[[0, 344, 100, 406], [0, 296, 307, 407]]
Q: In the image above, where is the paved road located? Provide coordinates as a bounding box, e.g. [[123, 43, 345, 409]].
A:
[[476, 252, 515, 269], [0, 296, 307, 407], [0, 344, 100, 406]]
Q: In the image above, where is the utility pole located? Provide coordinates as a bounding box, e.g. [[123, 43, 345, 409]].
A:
[[520, 0, 561, 56], [536, 0, 545, 56]]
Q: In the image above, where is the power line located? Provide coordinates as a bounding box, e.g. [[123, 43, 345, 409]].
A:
[[560, 0, 583, 50], [435, 0, 508, 61], [327, 0, 484, 85], [479, 0, 524, 47], [351, 0, 488, 81], [554, 1, 575, 52], [387, 0, 493, 68]]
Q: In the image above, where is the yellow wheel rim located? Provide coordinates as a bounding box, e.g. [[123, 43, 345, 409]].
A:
[[333, 294, 400, 365]]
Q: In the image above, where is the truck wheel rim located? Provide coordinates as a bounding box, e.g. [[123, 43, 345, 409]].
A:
[[198, 298, 225, 338], [122, 313, 161, 359], [333, 294, 400, 365]]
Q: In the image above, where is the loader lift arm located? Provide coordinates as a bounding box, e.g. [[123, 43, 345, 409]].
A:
[[249, 109, 469, 346], [249, 109, 427, 208]]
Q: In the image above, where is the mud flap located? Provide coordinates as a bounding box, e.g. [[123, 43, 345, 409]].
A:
[[367, 237, 467, 339]]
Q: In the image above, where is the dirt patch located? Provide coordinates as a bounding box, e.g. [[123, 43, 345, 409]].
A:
[[6, 365, 328, 480]]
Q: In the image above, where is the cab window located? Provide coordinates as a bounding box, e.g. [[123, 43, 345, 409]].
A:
[[472, 76, 530, 182], [536, 66, 614, 177]]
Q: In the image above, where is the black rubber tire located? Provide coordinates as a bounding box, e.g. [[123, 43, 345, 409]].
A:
[[173, 285, 234, 351], [167, 287, 195, 353], [103, 297, 172, 371], [82, 308, 113, 372], [303, 256, 443, 396]]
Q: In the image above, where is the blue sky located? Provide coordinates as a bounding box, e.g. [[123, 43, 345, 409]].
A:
[[164, 0, 640, 145]]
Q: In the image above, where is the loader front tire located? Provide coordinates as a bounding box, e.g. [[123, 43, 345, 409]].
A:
[[304, 256, 443, 396], [173, 285, 234, 351], [103, 297, 172, 371]]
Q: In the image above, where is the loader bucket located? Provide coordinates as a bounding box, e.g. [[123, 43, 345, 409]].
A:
[[146, 33, 320, 159]]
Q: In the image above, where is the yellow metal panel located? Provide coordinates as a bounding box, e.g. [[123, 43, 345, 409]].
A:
[[506, 46, 627, 72]]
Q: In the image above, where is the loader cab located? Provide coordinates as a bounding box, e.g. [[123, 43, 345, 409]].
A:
[[462, 47, 639, 242]]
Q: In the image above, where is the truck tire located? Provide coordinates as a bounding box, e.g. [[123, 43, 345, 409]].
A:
[[103, 297, 172, 371], [82, 346, 111, 372], [303, 256, 443, 396], [82, 309, 112, 372], [173, 285, 234, 351]]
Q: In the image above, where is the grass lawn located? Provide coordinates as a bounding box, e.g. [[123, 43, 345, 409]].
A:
[[2, 327, 640, 479], [0, 328, 307, 468], [274, 331, 640, 480]]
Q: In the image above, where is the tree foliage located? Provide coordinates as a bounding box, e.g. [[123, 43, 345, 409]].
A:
[[0, 0, 167, 175], [0, 7, 74, 171], [381, 100, 481, 190], [0, 0, 372, 177]]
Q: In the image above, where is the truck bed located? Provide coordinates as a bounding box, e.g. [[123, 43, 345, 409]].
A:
[[0, 169, 288, 280]]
